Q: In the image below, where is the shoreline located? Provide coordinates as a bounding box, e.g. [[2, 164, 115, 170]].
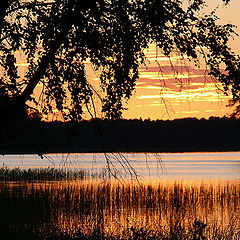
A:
[[2, 149, 240, 155]]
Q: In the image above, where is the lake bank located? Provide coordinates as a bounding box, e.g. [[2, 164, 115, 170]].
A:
[[1, 117, 240, 154]]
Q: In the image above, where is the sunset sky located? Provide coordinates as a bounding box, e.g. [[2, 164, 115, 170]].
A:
[[119, 0, 240, 120], [21, 0, 240, 121]]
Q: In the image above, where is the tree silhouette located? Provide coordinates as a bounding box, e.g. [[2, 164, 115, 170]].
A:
[[1, 0, 240, 123]]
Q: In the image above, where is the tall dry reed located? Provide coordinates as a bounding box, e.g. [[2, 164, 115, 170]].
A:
[[0, 179, 239, 239]]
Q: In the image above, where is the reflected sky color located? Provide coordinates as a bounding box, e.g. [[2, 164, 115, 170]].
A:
[[1, 152, 240, 181]]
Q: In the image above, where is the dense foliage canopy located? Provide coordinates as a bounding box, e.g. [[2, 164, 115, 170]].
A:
[[0, 0, 240, 122]]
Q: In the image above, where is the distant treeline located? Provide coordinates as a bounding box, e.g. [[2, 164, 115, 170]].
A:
[[1, 117, 240, 154]]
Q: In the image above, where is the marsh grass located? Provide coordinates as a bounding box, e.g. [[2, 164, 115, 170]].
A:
[[0, 167, 108, 181], [0, 178, 239, 239]]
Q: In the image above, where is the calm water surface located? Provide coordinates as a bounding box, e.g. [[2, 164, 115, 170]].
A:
[[1, 152, 240, 238], [1, 151, 240, 180]]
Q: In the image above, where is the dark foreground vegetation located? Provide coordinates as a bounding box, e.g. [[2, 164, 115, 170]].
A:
[[0, 167, 108, 181], [0, 176, 239, 240], [1, 117, 240, 154]]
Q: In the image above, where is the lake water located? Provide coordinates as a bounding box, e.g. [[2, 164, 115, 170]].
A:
[[1, 151, 240, 180], [1, 152, 240, 238]]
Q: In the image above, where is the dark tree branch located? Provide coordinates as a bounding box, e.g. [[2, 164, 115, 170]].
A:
[[18, 26, 71, 104]]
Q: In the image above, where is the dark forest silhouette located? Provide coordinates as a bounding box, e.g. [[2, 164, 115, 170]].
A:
[[1, 117, 240, 154]]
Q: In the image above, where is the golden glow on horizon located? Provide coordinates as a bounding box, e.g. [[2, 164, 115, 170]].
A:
[[122, 38, 234, 120], [121, 0, 240, 120]]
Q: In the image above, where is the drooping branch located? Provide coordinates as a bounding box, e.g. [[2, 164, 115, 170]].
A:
[[18, 27, 71, 105], [1, 0, 240, 122], [17, 0, 98, 106]]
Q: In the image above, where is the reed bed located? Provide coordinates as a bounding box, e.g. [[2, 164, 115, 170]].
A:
[[0, 167, 108, 181], [0, 179, 239, 239]]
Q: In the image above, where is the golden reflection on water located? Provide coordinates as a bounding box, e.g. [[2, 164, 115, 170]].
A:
[[3, 179, 239, 238], [7, 180, 240, 233]]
